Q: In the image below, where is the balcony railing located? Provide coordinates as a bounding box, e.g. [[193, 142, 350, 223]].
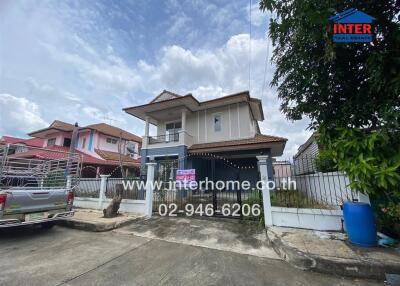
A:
[[148, 133, 179, 145], [145, 131, 194, 147]]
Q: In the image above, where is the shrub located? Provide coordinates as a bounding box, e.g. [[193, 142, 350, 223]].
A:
[[315, 151, 337, 173], [320, 127, 400, 230]]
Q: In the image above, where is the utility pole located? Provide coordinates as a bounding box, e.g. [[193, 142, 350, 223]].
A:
[[66, 122, 79, 176]]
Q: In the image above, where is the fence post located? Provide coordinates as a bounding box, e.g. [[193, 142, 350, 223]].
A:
[[66, 175, 72, 190], [257, 156, 273, 227], [357, 192, 371, 204], [99, 175, 110, 210], [145, 162, 157, 218]]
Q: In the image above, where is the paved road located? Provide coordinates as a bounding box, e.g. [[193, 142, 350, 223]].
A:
[[0, 225, 382, 286]]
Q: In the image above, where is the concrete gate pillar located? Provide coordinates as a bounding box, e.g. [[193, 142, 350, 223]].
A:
[[257, 156, 273, 228], [145, 162, 157, 218]]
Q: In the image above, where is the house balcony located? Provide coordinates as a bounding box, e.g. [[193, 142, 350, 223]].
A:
[[142, 131, 194, 150]]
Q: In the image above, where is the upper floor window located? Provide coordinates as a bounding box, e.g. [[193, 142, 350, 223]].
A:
[[47, 138, 56, 146], [165, 122, 181, 142], [166, 122, 181, 133], [106, 137, 118, 144], [214, 114, 222, 132]]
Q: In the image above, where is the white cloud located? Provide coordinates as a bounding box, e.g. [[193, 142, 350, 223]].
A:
[[167, 12, 192, 37], [0, 94, 48, 135], [40, 41, 141, 93], [133, 34, 311, 157], [247, 2, 266, 27], [132, 34, 267, 105], [0, 1, 310, 158]]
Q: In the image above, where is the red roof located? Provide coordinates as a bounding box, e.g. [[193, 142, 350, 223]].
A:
[[18, 138, 44, 147], [1, 136, 25, 144], [9, 146, 135, 166], [0, 136, 45, 147]]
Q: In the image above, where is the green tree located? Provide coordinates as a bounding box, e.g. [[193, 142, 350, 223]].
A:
[[260, 1, 400, 227], [259, 0, 399, 130]]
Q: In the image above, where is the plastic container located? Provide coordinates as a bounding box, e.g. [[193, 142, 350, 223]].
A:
[[343, 201, 377, 247]]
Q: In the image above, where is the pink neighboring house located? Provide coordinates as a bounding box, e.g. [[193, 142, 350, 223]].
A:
[[1, 120, 142, 178]]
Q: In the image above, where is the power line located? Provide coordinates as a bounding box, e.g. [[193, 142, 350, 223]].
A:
[[248, 0, 252, 92], [261, 11, 272, 103]]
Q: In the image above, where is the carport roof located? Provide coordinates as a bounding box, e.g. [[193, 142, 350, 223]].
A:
[[188, 134, 287, 157]]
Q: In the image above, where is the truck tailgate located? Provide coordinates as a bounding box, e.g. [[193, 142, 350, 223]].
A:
[[4, 189, 68, 214]]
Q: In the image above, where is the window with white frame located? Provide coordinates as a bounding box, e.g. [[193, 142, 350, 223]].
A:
[[47, 138, 56, 146], [106, 137, 118, 144], [165, 122, 181, 142], [214, 114, 222, 132]]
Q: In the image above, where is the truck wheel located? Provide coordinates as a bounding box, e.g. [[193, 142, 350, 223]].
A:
[[41, 222, 55, 229]]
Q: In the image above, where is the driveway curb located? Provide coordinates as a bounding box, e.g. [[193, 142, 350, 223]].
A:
[[266, 228, 400, 280], [58, 209, 143, 232], [58, 217, 140, 232]]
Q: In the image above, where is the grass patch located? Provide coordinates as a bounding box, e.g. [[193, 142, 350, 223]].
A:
[[241, 191, 264, 227], [270, 190, 331, 209]]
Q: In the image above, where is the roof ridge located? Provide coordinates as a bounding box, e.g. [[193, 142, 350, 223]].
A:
[[50, 119, 74, 127], [84, 123, 141, 142], [255, 133, 288, 141], [150, 90, 182, 103]]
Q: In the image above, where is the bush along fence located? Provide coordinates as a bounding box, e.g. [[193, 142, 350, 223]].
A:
[[261, 156, 369, 231]]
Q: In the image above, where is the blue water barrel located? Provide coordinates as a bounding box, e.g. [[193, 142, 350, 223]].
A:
[[343, 202, 377, 247]]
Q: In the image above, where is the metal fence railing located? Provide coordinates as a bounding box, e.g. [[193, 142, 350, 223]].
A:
[[271, 156, 354, 209], [148, 133, 179, 145], [105, 178, 145, 200], [75, 178, 101, 198], [0, 144, 81, 190]]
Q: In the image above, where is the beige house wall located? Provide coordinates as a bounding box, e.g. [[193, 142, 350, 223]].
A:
[[155, 102, 256, 145]]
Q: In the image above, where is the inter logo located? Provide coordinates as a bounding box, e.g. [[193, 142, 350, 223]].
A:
[[329, 8, 375, 43]]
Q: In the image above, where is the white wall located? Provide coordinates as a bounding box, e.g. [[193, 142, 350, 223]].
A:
[[45, 131, 71, 147], [97, 133, 120, 152], [74, 197, 147, 215], [95, 133, 139, 159], [156, 102, 256, 144], [271, 207, 343, 231]]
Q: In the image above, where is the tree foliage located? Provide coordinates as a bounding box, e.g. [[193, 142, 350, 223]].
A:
[[260, 0, 400, 130], [260, 1, 400, 225], [319, 127, 400, 195]]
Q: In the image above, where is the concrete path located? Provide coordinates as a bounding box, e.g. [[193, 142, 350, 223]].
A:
[[113, 216, 279, 259], [267, 226, 400, 280], [0, 226, 381, 286]]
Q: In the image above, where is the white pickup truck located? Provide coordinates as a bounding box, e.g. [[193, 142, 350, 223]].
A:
[[0, 144, 81, 228]]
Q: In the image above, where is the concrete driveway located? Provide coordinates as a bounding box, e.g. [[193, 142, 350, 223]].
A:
[[113, 216, 279, 259], [0, 219, 381, 286]]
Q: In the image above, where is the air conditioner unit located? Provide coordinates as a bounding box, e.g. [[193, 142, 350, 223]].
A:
[[126, 142, 137, 157]]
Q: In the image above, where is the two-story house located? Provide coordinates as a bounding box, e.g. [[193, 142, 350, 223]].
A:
[[21, 120, 142, 177], [124, 90, 287, 185], [293, 132, 319, 175]]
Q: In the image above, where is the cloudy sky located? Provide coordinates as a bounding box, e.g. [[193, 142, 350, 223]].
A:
[[0, 0, 311, 158]]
